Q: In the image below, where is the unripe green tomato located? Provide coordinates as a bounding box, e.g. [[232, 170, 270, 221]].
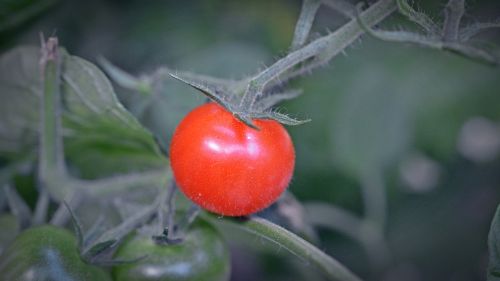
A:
[[0, 225, 112, 281], [112, 218, 230, 281]]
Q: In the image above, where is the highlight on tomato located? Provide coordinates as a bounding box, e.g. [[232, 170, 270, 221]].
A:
[[170, 102, 295, 216]]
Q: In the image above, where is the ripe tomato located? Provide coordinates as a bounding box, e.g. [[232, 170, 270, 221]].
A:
[[170, 102, 295, 216], [112, 218, 230, 281], [0, 225, 112, 281]]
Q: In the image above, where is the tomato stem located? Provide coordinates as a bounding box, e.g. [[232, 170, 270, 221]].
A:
[[206, 214, 363, 281], [239, 0, 397, 111]]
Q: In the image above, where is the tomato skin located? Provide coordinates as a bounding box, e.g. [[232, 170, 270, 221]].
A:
[[170, 103, 295, 216], [112, 218, 230, 281], [0, 225, 111, 281]]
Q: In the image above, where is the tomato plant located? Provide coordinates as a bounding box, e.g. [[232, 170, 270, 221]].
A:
[[0, 214, 19, 255], [170, 102, 295, 216], [112, 218, 231, 281], [0, 225, 112, 281]]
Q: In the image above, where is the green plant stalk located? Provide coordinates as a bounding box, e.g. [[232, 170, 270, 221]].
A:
[[208, 214, 363, 281], [290, 0, 321, 51], [38, 37, 170, 224], [442, 0, 464, 41], [240, 0, 397, 108], [72, 169, 170, 197], [39, 37, 70, 201], [39, 39, 61, 175], [360, 169, 387, 229], [305, 202, 391, 273]]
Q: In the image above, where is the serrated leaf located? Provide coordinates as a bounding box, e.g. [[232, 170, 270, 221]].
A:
[[0, 46, 167, 179], [488, 205, 500, 281], [169, 72, 234, 111]]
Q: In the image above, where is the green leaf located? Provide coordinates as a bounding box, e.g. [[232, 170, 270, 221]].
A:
[[108, 43, 269, 149], [0, 46, 39, 159], [114, 70, 203, 150], [488, 204, 500, 281], [0, 46, 167, 179]]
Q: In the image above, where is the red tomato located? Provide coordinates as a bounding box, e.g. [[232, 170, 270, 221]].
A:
[[170, 103, 295, 216]]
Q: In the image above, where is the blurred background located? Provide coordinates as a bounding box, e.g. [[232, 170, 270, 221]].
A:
[[1, 0, 500, 280]]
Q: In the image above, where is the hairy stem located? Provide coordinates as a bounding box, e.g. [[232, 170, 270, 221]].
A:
[[442, 0, 465, 41], [208, 214, 363, 281], [291, 0, 322, 51], [266, 0, 397, 90]]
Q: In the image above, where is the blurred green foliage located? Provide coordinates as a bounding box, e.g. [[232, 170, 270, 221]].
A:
[[1, 0, 500, 280]]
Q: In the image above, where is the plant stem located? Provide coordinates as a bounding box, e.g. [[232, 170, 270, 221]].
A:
[[290, 0, 321, 51], [33, 188, 50, 225], [208, 214, 363, 281], [442, 0, 465, 41], [305, 202, 364, 241], [305, 202, 391, 272], [359, 169, 391, 271], [360, 169, 387, 229], [73, 169, 170, 197], [240, 0, 396, 107], [39, 37, 64, 176], [38, 36, 72, 202], [3, 184, 32, 229]]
